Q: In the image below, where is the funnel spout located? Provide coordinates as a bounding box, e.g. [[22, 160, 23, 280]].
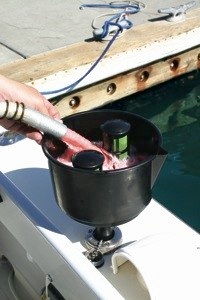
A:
[[151, 147, 167, 188]]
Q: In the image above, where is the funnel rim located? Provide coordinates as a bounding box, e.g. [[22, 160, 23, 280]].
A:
[[42, 109, 162, 174], [63, 109, 163, 146], [42, 143, 156, 175]]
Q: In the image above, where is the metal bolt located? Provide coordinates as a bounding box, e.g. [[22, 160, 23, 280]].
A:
[[139, 70, 149, 82], [69, 96, 80, 108], [85, 250, 104, 268], [107, 83, 116, 95], [170, 59, 180, 71], [103, 241, 110, 247]]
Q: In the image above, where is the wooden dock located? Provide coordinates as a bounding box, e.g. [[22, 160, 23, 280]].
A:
[[0, 1, 199, 117]]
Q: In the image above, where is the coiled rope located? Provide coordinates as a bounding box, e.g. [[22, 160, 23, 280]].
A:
[[41, 1, 144, 96]]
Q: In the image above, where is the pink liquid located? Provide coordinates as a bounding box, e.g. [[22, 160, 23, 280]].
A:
[[61, 128, 119, 169], [58, 128, 147, 170], [62, 128, 103, 153]]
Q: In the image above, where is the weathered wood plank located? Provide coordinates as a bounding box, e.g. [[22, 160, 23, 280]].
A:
[[53, 46, 200, 117], [0, 8, 199, 117]]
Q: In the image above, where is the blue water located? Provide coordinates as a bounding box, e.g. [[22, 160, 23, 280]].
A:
[[103, 70, 200, 233]]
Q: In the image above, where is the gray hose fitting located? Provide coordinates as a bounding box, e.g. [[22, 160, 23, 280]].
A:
[[0, 101, 67, 139]]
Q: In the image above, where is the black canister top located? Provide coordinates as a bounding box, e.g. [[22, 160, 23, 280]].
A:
[[101, 119, 131, 159], [72, 150, 104, 170], [101, 119, 131, 138]]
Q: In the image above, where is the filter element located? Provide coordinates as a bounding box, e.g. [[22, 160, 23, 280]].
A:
[[101, 119, 131, 159]]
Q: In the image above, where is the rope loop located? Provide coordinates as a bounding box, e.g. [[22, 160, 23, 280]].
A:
[[41, 1, 144, 96], [92, 11, 133, 40], [80, 1, 144, 40]]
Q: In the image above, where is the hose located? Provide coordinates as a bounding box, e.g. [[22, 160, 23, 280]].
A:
[[0, 100, 67, 139]]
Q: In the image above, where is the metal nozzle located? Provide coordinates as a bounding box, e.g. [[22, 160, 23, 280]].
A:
[[0, 100, 67, 139]]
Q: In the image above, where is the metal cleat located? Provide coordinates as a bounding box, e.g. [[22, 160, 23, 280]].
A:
[[158, 1, 196, 22]]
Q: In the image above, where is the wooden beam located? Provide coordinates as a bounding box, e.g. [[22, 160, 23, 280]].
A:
[[53, 46, 200, 117]]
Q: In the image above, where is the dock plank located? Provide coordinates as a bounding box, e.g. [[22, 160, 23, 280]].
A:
[[0, 6, 199, 116]]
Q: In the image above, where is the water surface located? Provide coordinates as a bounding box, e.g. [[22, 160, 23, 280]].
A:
[[103, 70, 200, 232]]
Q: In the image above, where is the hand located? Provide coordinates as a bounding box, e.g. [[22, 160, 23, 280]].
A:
[[0, 74, 60, 143]]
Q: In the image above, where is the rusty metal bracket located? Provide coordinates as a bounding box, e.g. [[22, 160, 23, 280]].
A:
[[158, 1, 196, 22]]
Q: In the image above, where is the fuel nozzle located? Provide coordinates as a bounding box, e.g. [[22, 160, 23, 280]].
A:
[[101, 119, 131, 159], [72, 150, 104, 171]]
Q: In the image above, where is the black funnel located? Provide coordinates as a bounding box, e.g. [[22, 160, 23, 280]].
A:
[[42, 110, 167, 227]]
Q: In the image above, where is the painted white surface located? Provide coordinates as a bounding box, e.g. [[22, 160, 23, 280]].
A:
[[0, 136, 199, 299]]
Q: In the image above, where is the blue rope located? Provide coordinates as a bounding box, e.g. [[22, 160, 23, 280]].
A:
[[41, 2, 140, 96], [41, 29, 121, 95], [79, 3, 140, 10], [93, 12, 133, 40]]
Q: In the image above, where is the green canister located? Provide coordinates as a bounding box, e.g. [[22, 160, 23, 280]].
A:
[[101, 119, 131, 159]]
